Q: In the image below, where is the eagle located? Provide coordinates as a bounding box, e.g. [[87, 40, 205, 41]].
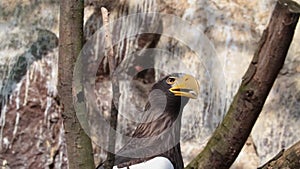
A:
[[97, 73, 199, 169]]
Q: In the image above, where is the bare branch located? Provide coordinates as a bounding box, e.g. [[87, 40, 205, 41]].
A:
[[58, 0, 95, 168], [185, 2, 299, 169], [101, 7, 115, 76], [259, 140, 300, 169], [101, 7, 119, 169]]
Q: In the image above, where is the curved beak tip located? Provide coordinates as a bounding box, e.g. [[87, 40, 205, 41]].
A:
[[169, 74, 200, 99]]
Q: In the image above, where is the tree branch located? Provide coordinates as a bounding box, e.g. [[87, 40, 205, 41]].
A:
[[58, 0, 95, 168], [101, 7, 120, 169], [258, 140, 300, 169], [185, 1, 299, 169], [101, 7, 115, 74]]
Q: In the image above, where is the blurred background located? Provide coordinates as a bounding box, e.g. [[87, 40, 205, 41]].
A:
[[0, 0, 299, 168]]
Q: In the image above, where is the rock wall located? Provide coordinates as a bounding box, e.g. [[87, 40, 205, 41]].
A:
[[0, 0, 299, 168]]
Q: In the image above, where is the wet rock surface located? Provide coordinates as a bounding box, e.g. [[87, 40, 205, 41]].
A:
[[0, 1, 299, 168]]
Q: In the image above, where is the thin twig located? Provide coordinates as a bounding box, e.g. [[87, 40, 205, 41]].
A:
[[101, 7, 119, 169], [101, 7, 115, 75]]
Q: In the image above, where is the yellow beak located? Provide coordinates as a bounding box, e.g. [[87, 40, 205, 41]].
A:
[[169, 74, 199, 99]]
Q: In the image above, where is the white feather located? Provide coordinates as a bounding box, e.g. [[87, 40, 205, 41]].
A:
[[113, 157, 174, 169]]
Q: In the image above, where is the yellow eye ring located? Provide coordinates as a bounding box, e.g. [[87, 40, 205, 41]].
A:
[[166, 77, 176, 84]]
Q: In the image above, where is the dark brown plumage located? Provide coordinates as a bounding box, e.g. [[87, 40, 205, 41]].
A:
[[97, 73, 199, 169]]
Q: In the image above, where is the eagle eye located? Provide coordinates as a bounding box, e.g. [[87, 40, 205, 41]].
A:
[[166, 77, 176, 84]]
